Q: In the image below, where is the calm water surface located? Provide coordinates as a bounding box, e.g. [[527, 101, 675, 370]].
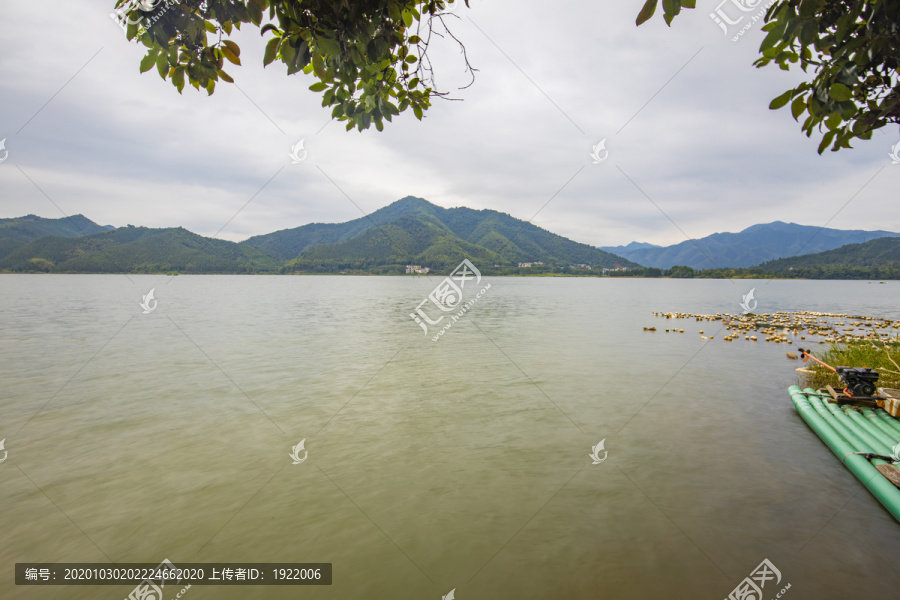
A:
[[2, 275, 900, 599]]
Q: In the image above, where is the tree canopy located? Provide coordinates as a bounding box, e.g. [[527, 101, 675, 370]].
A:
[[113, 0, 471, 131], [117, 1, 899, 151], [637, 0, 900, 153]]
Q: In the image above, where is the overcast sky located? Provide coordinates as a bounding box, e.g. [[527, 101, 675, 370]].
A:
[[1, 0, 898, 247]]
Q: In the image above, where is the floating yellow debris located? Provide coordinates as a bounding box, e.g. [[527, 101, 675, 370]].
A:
[[648, 309, 896, 348]]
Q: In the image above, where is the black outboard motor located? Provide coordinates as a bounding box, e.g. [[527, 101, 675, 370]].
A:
[[798, 348, 881, 398], [836, 366, 879, 397]]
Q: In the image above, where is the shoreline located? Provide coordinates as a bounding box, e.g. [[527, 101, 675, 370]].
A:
[[0, 271, 895, 281]]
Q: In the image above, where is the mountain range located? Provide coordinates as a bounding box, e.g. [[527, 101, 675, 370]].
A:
[[760, 237, 900, 273], [0, 214, 113, 259], [246, 196, 637, 272], [0, 199, 897, 276], [599, 221, 900, 269], [0, 197, 638, 274]]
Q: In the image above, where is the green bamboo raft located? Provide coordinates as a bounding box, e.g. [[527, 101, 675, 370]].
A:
[[789, 385, 900, 523]]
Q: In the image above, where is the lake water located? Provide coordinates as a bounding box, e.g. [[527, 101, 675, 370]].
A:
[[2, 275, 900, 600]]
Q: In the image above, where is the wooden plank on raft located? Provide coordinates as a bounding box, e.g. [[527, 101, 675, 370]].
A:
[[876, 464, 900, 489]]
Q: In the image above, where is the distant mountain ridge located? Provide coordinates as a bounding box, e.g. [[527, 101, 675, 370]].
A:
[[598, 241, 661, 254], [761, 237, 900, 272], [243, 196, 639, 271], [0, 214, 113, 259], [4, 205, 897, 276], [0, 197, 638, 274], [0, 225, 278, 273], [600, 221, 900, 269]]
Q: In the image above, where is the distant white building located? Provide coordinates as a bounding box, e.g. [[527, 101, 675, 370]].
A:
[[406, 265, 430, 274], [518, 262, 532, 268]]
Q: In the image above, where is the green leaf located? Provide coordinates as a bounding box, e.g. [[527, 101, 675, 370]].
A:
[[760, 28, 784, 53], [156, 53, 168, 79], [221, 46, 241, 65], [791, 94, 807, 121], [309, 81, 328, 92], [662, 0, 680, 17], [172, 66, 185, 93], [799, 20, 818, 46], [829, 83, 852, 102], [817, 130, 836, 154], [263, 37, 279, 66], [317, 37, 341, 56], [798, 0, 817, 19], [636, 0, 657, 25], [218, 70, 234, 83], [222, 40, 241, 57], [769, 89, 793, 109], [140, 51, 158, 74], [260, 23, 280, 37], [247, 0, 263, 25], [312, 52, 326, 77], [408, 35, 421, 44], [824, 112, 842, 130]]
